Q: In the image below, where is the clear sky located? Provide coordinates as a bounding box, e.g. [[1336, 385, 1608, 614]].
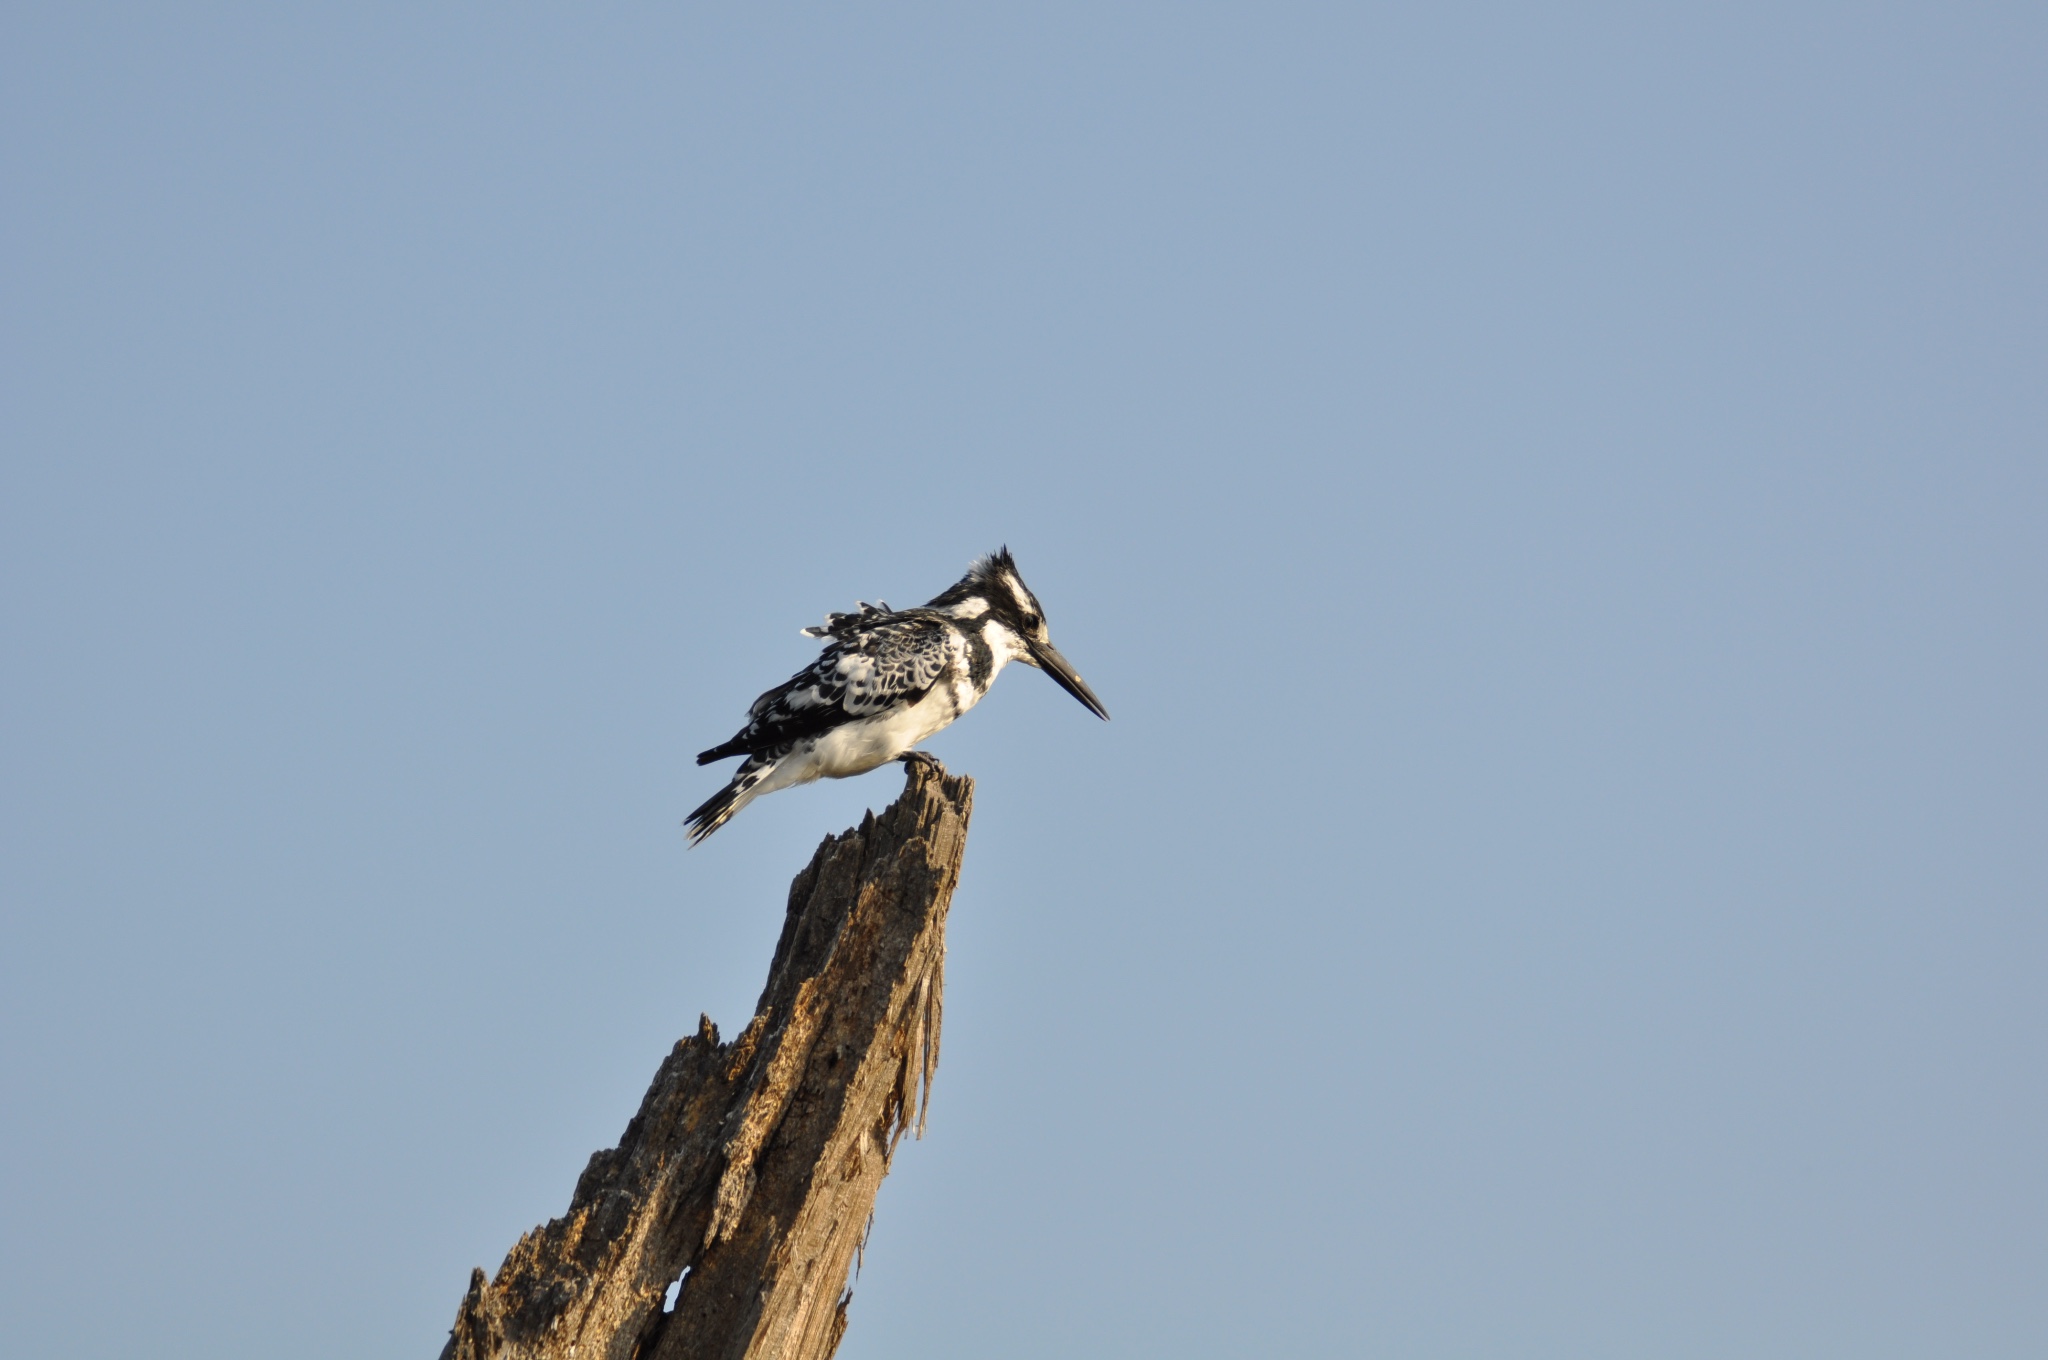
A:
[[3, 5, 2043, 1357]]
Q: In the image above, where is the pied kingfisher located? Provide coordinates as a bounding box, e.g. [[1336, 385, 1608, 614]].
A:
[[686, 548, 1108, 843]]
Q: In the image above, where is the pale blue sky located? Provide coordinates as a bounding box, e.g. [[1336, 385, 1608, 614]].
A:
[[3, 5, 2044, 1357]]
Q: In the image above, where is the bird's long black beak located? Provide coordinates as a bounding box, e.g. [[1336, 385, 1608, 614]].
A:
[[1028, 639, 1110, 720]]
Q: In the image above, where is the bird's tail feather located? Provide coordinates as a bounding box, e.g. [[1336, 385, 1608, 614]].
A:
[[696, 737, 751, 766], [685, 764, 770, 845]]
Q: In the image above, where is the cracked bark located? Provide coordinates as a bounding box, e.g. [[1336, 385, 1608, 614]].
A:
[[439, 762, 972, 1360]]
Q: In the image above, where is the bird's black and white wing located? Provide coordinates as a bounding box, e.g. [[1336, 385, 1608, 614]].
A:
[[696, 612, 950, 763]]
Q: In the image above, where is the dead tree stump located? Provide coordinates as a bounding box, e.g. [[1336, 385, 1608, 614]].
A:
[[441, 762, 973, 1360]]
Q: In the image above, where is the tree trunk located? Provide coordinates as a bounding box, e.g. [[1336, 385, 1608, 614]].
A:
[[440, 762, 973, 1360]]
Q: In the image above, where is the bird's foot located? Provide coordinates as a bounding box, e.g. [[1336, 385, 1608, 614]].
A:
[[896, 750, 947, 776]]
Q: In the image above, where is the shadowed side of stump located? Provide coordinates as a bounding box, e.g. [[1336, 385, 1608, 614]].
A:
[[441, 762, 973, 1360]]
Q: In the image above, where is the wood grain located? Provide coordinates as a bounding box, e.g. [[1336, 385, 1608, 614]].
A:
[[440, 762, 973, 1360]]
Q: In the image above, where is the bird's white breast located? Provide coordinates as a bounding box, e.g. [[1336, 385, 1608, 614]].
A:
[[807, 690, 950, 778]]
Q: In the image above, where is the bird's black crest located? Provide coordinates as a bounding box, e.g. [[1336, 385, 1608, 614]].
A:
[[967, 545, 1019, 583], [926, 545, 1038, 623]]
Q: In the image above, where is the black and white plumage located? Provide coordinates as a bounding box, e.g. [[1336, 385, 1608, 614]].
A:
[[686, 548, 1108, 844]]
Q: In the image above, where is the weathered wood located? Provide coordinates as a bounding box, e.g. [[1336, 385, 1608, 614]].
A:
[[441, 762, 972, 1360]]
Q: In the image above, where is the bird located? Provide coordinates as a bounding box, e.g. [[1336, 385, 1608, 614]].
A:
[[686, 548, 1108, 843]]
